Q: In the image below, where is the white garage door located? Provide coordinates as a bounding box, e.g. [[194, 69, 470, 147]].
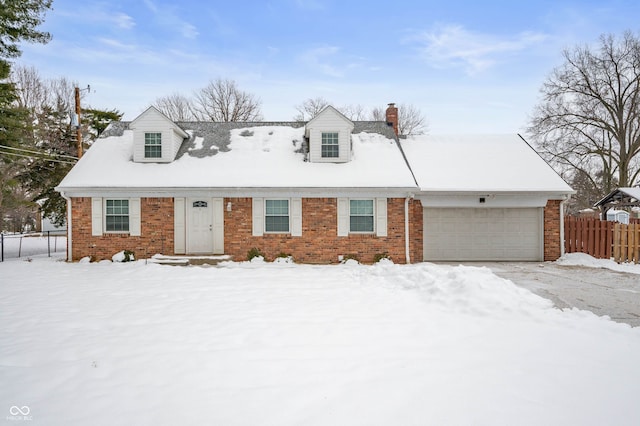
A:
[[423, 208, 543, 261]]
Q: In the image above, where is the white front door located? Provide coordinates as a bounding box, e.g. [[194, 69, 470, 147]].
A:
[[187, 199, 214, 254]]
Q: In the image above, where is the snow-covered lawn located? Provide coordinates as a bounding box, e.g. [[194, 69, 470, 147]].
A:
[[2, 256, 640, 425], [0, 233, 66, 260]]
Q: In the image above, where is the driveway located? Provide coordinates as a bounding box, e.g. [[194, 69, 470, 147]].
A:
[[458, 262, 640, 327]]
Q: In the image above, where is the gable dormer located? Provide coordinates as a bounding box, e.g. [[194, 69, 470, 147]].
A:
[[130, 106, 189, 163], [305, 105, 355, 163]]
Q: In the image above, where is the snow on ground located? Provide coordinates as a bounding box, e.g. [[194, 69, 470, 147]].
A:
[[2, 255, 640, 425], [557, 252, 640, 275]]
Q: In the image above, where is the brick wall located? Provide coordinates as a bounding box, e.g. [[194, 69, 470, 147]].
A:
[[70, 197, 174, 261], [409, 199, 423, 262], [224, 197, 414, 263], [543, 199, 562, 261], [71, 196, 417, 263]]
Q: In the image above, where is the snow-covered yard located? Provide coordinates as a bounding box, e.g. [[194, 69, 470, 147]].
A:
[[0, 233, 66, 260], [1, 255, 640, 425]]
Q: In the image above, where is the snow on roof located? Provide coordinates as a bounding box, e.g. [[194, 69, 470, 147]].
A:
[[57, 125, 416, 191], [400, 134, 573, 193], [594, 187, 640, 207]]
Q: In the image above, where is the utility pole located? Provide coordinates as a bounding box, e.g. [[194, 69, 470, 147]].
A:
[[75, 87, 82, 159], [74, 85, 90, 159]]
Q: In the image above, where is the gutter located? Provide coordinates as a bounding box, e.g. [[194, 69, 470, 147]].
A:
[[60, 191, 72, 262]]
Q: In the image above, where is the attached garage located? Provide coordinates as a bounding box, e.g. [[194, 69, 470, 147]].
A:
[[423, 207, 543, 261]]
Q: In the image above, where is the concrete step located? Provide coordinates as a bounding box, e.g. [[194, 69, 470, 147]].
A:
[[149, 254, 232, 266]]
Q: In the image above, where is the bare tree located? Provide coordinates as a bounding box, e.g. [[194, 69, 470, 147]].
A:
[[339, 104, 368, 120], [152, 92, 198, 121], [370, 106, 385, 121], [11, 65, 47, 112], [293, 97, 329, 121], [371, 104, 427, 136], [529, 31, 640, 204], [193, 78, 262, 122], [396, 103, 427, 136], [293, 98, 427, 135]]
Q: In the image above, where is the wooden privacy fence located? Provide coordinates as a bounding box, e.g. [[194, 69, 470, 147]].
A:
[[564, 216, 640, 264]]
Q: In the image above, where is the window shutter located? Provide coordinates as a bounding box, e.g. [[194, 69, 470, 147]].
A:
[[337, 198, 349, 236], [376, 198, 387, 237], [129, 198, 141, 236], [291, 198, 302, 236], [252, 198, 264, 236], [174, 198, 186, 254], [91, 197, 103, 236], [212, 198, 224, 253]]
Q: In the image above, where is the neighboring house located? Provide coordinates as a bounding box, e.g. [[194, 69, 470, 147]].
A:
[[595, 187, 640, 221], [55, 104, 574, 263]]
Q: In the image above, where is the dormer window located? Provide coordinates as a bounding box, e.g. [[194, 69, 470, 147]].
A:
[[144, 132, 162, 158], [304, 106, 354, 163], [321, 132, 339, 158]]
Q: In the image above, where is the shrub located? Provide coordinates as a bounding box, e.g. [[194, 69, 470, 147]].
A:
[[112, 250, 135, 262], [247, 247, 265, 261], [373, 252, 391, 263], [274, 252, 294, 263], [341, 253, 360, 264]]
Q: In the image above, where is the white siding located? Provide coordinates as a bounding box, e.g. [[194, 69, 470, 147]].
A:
[[174, 198, 186, 254], [171, 129, 184, 159], [306, 107, 354, 163], [131, 107, 186, 163]]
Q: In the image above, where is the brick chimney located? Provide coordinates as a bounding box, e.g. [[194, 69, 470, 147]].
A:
[[385, 103, 398, 136]]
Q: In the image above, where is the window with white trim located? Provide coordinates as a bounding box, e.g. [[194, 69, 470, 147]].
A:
[[144, 132, 162, 158], [265, 199, 289, 233], [321, 132, 339, 158], [105, 199, 129, 232], [349, 199, 374, 233]]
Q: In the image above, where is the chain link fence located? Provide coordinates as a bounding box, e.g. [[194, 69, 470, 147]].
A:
[[0, 232, 67, 261]]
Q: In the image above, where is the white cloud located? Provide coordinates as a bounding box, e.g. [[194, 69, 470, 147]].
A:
[[143, 0, 199, 39], [143, 0, 159, 13], [299, 46, 343, 78], [412, 24, 548, 75], [114, 13, 135, 29], [180, 23, 199, 39]]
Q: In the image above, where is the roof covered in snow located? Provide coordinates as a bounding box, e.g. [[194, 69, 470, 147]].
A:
[[594, 187, 640, 208], [400, 134, 573, 193], [56, 121, 417, 193]]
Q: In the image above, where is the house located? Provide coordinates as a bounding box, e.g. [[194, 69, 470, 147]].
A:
[[594, 187, 640, 221], [55, 104, 573, 263]]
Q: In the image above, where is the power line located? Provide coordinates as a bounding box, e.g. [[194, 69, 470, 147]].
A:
[[0, 150, 77, 165], [0, 144, 79, 161]]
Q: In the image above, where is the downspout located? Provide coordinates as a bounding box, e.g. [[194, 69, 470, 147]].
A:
[[60, 192, 72, 262], [405, 195, 413, 264], [559, 194, 571, 257]]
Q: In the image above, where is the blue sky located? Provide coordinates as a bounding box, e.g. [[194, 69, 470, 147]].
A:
[[16, 0, 640, 132]]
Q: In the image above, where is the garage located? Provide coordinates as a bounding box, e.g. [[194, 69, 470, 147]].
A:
[[423, 207, 543, 261]]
